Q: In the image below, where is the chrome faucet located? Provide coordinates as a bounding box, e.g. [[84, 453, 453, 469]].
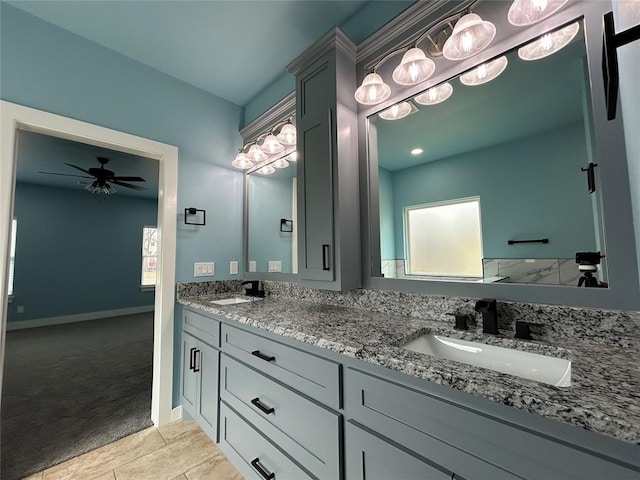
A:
[[475, 298, 499, 334]]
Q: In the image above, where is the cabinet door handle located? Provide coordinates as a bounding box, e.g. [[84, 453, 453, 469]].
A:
[[322, 244, 330, 271], [251, 397, 275, 415], [251, 350, 275, 362], [251, 457, 275, 480], [189, 347, 197, 371], [193, 349, 200, 372]]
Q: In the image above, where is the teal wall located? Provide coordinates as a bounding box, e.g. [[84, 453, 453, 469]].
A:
[[8, 183, 157, 323], [248, 175, 294, 273], [381, 124, 597, 261], [241, 0, 415, 127], [379, 167, 396, 260], [1, 4, 244, 405]]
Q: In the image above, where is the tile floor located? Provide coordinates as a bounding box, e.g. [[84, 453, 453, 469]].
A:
[[22, 420, 243, 480]]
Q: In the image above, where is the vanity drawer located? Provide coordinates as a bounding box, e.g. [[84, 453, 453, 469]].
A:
[[184, 308, 220, 347], [345, 367, 638, 480], [221, 353, 340, 480], [221, 323, 341, 409], [219, 401, 312, 480]]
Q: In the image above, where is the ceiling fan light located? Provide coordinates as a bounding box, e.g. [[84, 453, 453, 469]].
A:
[[231, 151, 254, 170], [260, 133, 285, 154], [273, 158, 289, 169], [85, 180, 115, 195], [378, 101, 413, 120], [442, 13, 496, 61], [276, 123, 297, 146], [257, 164, 276, 175], [517, 22, 580, 60], [392, 48, 436, 85], [508, 0, 568, 26], [460, 55, 508, 86], [248, 144, 268, 163], [414, 82, 454, 105], [355, 72, 391, 105]]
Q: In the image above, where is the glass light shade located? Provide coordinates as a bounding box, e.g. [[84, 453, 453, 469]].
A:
[[518, 22, 580, 61], [85, 181, 115, 195], [260, 133, 285, 154], [231, 152, 254, 170], [273, 158, 290, 169], [286, 151, 298, 162], [414, 82, 454, 105], [378, 101, 413, 121], [508, 0, 568, 26], [276, 123, 297, 146], [248, 144, 268, 163], [355, 72, 391, 105], [460, 56, 508, 86], [257, 164, 276, 175], [392, 48, 436, 85], [442, 13, 496, 60]]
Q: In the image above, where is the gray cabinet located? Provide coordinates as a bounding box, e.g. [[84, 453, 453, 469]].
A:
[[288, 28, 360, 291], [181, 309, 221, 442]]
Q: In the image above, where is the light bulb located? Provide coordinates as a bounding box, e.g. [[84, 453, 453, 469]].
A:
[[477, 64, 488, 79], [461, 31, 475, 53]]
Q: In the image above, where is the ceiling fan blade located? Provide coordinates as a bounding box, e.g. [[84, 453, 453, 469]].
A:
[[111, 180, 147, 191], [64, 163, 93, 175], [112, 176, 146, 182], [37, 171, 93, 178]]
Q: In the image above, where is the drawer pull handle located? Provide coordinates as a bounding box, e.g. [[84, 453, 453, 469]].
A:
[[193, 349, 200, 372], [251, 350, 275, 362], [189, 347, 197, 371], [322, 244, 330, 271], [251, 457, 275, 480], [251, 397, 275, 415]]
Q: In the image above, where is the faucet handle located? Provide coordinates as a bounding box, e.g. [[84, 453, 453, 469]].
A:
[[514, 321, 544, 340], [448, 312, 473, 330]]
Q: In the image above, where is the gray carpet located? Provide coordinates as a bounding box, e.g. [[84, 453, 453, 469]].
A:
[[1, 312, 154, 480]]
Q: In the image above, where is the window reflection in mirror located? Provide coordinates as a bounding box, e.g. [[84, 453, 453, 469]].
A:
[[369, 20, 608, 287], [247, 154, 297, 274]]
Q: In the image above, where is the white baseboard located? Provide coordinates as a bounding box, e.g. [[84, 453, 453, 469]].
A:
[[6, 305, 154, 330], [171, 406, 183, 422]]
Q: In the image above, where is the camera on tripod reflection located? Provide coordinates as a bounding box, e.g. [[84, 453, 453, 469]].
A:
[[575, 251, 605, 287]]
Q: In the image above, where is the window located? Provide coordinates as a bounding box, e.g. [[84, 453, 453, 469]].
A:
[[141, 226, 158, 287], [405, 198, 482, 277], [8, 218, 17, 296]]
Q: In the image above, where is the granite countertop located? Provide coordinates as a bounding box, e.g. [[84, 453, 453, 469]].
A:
[[178, 293, 640, 445]]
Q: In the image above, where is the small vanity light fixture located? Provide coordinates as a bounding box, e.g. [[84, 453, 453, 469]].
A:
[[233, 116, 297, 170], [185, 207, 206, 226], [411, 148, 424, 155], [460, 56, 508, 86], [414, 82, 454, 106], [378, 101, 415, 121], [508, 0, 568, 27], [518, 22, 580, 61], [442, 12, 497, 61]]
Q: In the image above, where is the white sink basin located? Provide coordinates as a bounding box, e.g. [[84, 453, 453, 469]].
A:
[[401, 334, 571, 387], [210, 297, 261, 305]]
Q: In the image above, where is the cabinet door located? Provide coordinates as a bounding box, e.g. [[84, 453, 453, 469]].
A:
[[181, 332, 198, 414], [196, 340, 219, 442], [346, 421, 451, 480]]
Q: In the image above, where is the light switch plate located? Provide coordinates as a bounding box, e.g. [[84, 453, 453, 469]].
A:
[[230, 261, 238, 275], [249, 261, 256, 272], [194, 262, 214, 277], [268, 261, 282, 272]]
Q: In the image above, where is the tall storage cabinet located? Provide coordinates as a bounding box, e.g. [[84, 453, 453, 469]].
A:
[[287, 28, 361, 291]]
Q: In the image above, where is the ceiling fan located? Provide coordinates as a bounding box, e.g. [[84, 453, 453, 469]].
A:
[[38, 156, 146, 195]]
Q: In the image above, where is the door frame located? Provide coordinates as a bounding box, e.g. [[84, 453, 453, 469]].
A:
[[0, 100, 178, 426]]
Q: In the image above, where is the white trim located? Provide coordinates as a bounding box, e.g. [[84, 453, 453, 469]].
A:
[[6, 305, 154, 331], [0, 100, 178, 428], [171, 406, 183, 422]]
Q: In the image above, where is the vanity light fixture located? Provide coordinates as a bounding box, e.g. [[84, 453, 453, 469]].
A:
[[233, 116, 297, 170], [508, 0, 568, 27], [442, 12, 497, 61], [411, 148, 424, 155], [378, 101, 414, 121], [414, 82, 454, 105], [518, 22, 580, 61], [460, 55, 508, 86]]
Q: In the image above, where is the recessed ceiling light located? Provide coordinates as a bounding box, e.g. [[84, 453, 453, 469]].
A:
[[411, 148, 424, 155]]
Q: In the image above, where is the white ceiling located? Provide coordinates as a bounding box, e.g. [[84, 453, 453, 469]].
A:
[[6, 0, 374, 107]]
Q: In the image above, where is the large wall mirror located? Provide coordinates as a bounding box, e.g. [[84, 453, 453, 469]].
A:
[[369, 20, 605, 288], [361, 0, 639, 310]]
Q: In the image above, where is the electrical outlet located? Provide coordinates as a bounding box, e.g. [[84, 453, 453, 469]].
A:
[[249, 261, 256, 272], [194, 262, 215, 277], [230, 261, 238, 275], [268, 261, 282, 272]]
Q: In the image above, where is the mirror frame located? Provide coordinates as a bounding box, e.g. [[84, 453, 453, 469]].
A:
[[241, 92, 298, 281], [357, 0, 640, 310]]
